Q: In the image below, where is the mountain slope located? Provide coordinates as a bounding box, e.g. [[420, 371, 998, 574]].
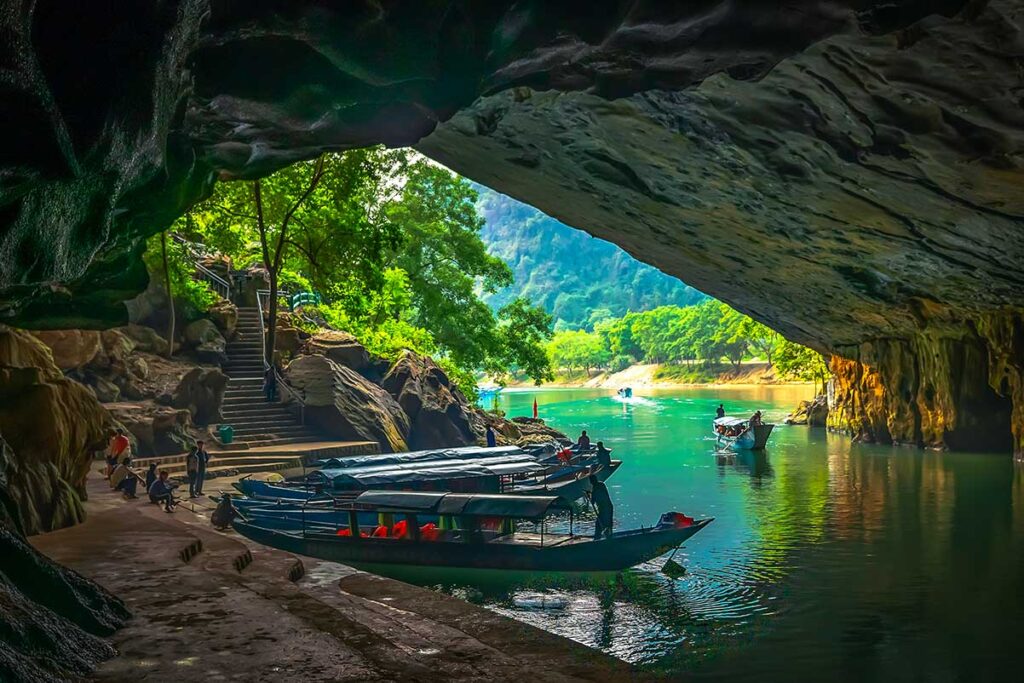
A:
[[476, 187, 705, 330]]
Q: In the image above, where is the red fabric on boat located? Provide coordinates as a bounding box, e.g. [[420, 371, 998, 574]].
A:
[[391, 519, 408, 538], [372, 525, 388, 537], [419, 523, 439, 541]]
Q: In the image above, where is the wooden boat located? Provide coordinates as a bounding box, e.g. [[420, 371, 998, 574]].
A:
[[713, 416, 774, 450], [617, 387, 633, 399], [232, 490, 712, 573]]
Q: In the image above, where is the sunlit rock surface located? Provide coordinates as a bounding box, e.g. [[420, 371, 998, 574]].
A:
[[0, 0, 1022, 452], [0, 326, 114, 534]]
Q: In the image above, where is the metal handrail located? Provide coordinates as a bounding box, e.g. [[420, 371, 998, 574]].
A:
[[257, 288, 306, 425], [171, 233, 232, 299]]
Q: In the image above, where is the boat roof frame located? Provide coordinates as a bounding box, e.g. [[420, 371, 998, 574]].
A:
[[342, 490, 573, 519]]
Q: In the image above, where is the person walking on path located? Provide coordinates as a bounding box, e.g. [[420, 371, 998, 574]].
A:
[[148, 470, 178, 513], [263, 366, 278, 402], [186, 447, 200, 498], [588, 474, 614, 539], [194, 440, 211, 496]]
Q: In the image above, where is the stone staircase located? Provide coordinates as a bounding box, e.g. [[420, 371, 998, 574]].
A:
[[218, 306, 322, 449]]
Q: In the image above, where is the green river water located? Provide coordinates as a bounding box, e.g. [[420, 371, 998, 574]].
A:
[[378, 386, 1024, 680]]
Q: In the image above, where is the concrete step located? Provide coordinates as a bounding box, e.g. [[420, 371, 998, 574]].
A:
[[134, 453, 302, 470], [230, 427, 314, 440], [163, 459, 298, 480], [230, 435, 323, 449], [221, 417, 301, 430], [221, 412, 298, 425]]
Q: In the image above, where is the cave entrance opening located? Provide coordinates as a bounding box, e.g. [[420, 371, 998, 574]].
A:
[[942, 339, 1014, 454]]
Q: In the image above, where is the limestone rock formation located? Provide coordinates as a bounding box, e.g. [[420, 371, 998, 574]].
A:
[[30, 330, 101, 370], [170, 367, 228, 426], [0, 326, 113, 534], [785, 394, 829, 427], [303, 331, 372, 373], [183, 319, 227, 365], [284, 355, 410, 453], [107, 404, 193, 457], [208, 299, 238, 340], [381, 351, 477, 450], [0, 437, 129, 681], [1, 1, 1023, 454], [119, 323, 171, 356]]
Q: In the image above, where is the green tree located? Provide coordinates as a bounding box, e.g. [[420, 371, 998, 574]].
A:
[[487, 298, 555, 384], [775, 340, 830, 392]]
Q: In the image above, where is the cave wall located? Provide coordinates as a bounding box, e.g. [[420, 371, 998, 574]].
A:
[[1, 1, 1022, 454], [827, 311, 1024, 456]]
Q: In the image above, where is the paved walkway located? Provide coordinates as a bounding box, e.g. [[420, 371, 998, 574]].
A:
[[31, 475, 640, 682]]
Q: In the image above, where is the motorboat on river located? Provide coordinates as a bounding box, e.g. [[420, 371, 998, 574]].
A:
[[713, 416, 774, 451], [617, 387, 633, 399], [232, 490, 712, 573]]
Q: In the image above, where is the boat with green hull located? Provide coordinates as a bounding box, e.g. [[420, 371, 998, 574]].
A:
[[232, 490, 711, 573]]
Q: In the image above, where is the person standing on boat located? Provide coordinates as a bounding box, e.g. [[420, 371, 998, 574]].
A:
[[596, 441, 612, 470], [588, 474, 613, 539], [485, 425, 497, 448], [716, 404, 725, 419], [749, 410, 763, 427], [577, 430, 591, 450]]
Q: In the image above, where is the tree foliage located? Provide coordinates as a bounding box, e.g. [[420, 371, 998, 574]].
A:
[[177, 148, 553, 390]]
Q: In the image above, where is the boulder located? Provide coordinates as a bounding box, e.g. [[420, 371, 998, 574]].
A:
[[285, 355, 410, 453], [30, 330, 101, 371], [171, 367, 228, 426], [207, 299, 238, 339], [509, 416, 571, 446], [785, 393, 829, 427], [273, 313, 305, 362], [0, 326, 114, 534], [303, 331, 371, 372], [119, 323, 170, 356], [89, 375, 121, 403], [108, 403, 193, 457], [380, 351, 476, 450], [97, 329, 135, 372], [183, 319, 227, 364]]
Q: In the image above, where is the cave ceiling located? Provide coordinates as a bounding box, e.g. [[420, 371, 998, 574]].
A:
[[1, 0, 1021, 352]]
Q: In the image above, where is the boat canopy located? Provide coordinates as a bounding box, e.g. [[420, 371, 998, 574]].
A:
[[313, 445, 526, 470], [349, 490, 571, 518], [320, 461, 545, 488], [713, 417, 748, 428], [310, 454, 545, 488]]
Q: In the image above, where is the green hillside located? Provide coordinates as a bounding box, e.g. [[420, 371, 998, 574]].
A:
[[476, 187, 705, 330]]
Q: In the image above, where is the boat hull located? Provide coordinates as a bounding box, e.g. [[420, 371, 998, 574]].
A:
[[718, 424, 774, 451], [232, 519, 711, 573]]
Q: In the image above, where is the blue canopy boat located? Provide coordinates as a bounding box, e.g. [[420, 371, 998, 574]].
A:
[[713, 416, 774, 451], [232, 490, 712, 573]]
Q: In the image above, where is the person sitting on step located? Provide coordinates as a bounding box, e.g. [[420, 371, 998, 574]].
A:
[[110, 457, 143, 500], [148, 470, 178, 513]]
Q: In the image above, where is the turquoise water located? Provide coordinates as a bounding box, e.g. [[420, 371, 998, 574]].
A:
[[382, 386, 1024, 680]]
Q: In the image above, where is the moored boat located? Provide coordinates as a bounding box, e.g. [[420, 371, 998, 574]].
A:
[[713, 416, 774, 450], [232, 490, 712, 573]]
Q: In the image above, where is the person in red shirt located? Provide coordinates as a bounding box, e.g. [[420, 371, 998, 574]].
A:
[[106, 429, 130, 478]]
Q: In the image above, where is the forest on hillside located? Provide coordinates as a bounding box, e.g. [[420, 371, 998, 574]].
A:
[[476, 188, 705, 331]]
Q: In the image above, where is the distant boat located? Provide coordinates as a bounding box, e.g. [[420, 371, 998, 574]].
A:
[[232, 490, 712, 573], [713, 416, 774, 451], [617, 387, 633, 399]]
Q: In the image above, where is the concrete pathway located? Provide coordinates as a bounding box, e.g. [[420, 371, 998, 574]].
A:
[[31, 476, 641, 682]]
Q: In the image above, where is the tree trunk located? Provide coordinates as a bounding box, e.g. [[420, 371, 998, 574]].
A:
[[265, 270, 278, 368], [160, 231, 175, 359]]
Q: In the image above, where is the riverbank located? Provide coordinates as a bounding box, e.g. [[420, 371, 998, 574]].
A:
[[506, 362, 812, 389], [31, 470, 638, 682]]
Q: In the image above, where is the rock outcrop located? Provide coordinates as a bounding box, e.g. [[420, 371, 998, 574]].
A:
[[1, 437, 129, 681], [284, 355, 410, 453], [785, 394, 829, 427], [107, 404, 193, 457], [207, 299, 238, 340], [381, 351, 477, 450], [0, 326, 113, 535], [183, 319, 227, 365], [170, 367, 228, 426], [1, 2, 1023, 454], [303, 331, 372, 374]]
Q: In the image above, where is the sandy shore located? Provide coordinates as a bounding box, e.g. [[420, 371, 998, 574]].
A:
[[31, 470, 640, 682]]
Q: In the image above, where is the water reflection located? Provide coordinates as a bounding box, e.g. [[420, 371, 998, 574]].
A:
[[372, 387, 1024, 680]]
